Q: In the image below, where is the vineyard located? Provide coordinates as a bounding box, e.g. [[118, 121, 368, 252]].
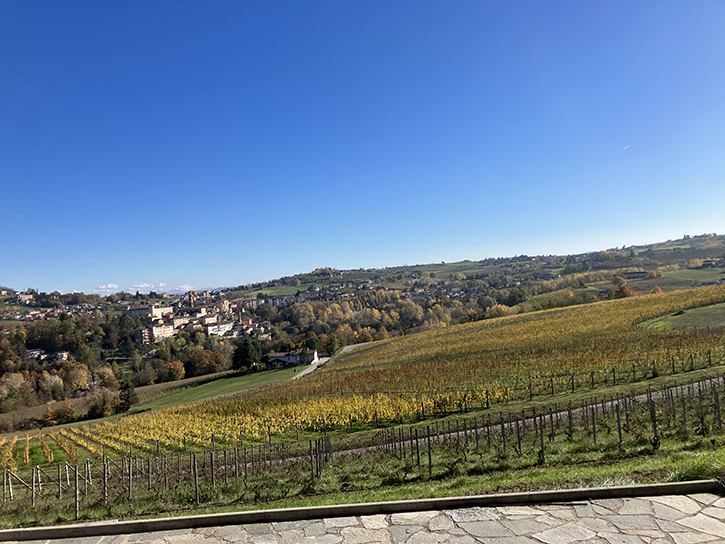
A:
[[2, 285, 725, 525], [70, 286, 725, 452], [2, 373, 725, 526]]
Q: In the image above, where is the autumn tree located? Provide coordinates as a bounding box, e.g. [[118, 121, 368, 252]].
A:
[[614, 284, 636, 298], [59, 397, 75, 423], [188, 349, 225, 376], [43, 405, 57, 426], [485, 304, 511, 319], [96, 366, 120, 390], [158, 360, 185, 381]]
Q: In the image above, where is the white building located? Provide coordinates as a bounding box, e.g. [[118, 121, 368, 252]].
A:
[[207, 322, 234, 336], [151, 305, 175, 318], [151, 323, 175, 341], [267, 350, 319, 366]]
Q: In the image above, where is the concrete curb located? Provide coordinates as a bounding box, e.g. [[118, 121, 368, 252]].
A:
[[1, 479, 721, 541]]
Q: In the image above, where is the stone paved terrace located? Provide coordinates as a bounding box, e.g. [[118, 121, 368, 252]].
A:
[[5, 493, 725, 544]]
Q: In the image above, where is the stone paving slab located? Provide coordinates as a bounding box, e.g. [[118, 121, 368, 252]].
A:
[[3, 493, 725, 544]]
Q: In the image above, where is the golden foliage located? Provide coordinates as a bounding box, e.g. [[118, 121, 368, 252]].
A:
[[0, 435, 18, 471], [49, 431, 77, 464]]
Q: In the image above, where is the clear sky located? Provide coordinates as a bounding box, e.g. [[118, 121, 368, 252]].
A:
[[2, 1, 724, 294]]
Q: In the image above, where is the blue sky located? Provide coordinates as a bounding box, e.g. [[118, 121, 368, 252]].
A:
[[2, 1, 724, 294]]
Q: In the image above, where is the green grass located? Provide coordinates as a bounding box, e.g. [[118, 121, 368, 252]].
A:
[[0, 320, 25, 328], [658, 243, 692, 250], [0, 302, 33, 312], [640, 302, 725, 331], [665, 268, 725, 282], [135, 371, 236, 405], [225, 284, 327, 299], [134, 366, 311, 411]]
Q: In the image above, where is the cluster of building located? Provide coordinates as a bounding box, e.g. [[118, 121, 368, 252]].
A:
[[27, 349, 69, 362], [0, 296, 98, 323], [130, 302, 270, 344], [5, 291, 34, 304]]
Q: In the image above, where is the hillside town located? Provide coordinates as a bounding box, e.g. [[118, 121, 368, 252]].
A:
[[128, 298, 271, 345]]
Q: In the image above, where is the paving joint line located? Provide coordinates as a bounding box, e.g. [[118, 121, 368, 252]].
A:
[[0, 479, 721, 541]]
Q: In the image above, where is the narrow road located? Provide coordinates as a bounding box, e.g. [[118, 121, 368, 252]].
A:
[[291, 340, 377, 380], [292, 357, 330, 380], [340, 341, 376, 354]]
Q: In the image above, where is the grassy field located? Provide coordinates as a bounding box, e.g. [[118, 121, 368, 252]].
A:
[[665, 268, 725, 282], [134, 371, 236, 405], [0, 302, 33, 312], [135, 365, 311, 411], [641, 301, 725, 331], [0, 319, 25, 328], [225, 284, 326, 299]]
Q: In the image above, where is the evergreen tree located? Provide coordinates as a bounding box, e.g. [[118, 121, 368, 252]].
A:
[[232, 337, 261, 372], [119, 380, 138, 412]]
